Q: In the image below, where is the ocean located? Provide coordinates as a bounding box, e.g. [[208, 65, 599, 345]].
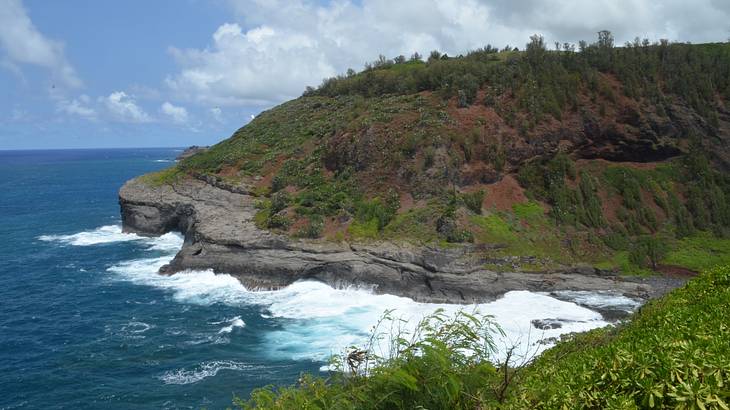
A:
[[0, 148, 640, 409]]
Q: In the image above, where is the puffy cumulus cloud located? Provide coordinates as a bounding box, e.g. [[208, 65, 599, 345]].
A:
[[56, 95, 96, 120], [0, 0, 81, 87], [102, 91, 151, 123], [166, 0, 729, 107], [160, 101, 189, 124], [166, 22, 337, 106]]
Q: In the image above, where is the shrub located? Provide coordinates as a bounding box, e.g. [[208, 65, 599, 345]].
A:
[[629, 235, 668, 270], [296, 215, 324, 239], [603, 229, 629, 251], [461, 190, 485, 214], [270, 191, 290, 214], [266, 214, 291, 230], [238, 310, 504, 409], [355, 192, 400, 231]]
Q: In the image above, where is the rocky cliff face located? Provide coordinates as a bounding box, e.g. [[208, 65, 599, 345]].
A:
[[119, 176, 666, 303]]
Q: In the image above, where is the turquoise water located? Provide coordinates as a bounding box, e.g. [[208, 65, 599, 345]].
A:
[[0, 149, 640, 409]]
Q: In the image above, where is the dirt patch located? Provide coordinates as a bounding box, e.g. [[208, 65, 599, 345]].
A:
[[217, 165, 239, 177], [655, 264, 698, 277], [481, 174, 529, 211], [398, 192, 415, 213]]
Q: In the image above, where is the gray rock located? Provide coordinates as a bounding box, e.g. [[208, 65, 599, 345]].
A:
[[119, 177, 671, 304]]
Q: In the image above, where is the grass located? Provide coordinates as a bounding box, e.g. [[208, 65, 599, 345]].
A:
[[382, 207, 440, 244], [138, 166, 183, 186], [348, 218, 380, 240], [664, 232, 730, 271], [512, 201, 545, 222], [471, 213, 518, 244]]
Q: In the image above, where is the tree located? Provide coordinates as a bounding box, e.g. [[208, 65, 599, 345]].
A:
[[597, 30, 614, 49], [629, 235, 668, 270], [427, 50, 442, 63], [526, 34, 547, 65]]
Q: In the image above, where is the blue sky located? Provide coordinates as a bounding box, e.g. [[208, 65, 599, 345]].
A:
[[1, 0, 728, 149]]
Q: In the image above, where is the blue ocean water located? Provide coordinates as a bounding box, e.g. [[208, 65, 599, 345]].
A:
[[0, 149, 641, 409], [0, 149, 319, 409]]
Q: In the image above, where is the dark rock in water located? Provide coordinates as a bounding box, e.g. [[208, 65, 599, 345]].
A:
[[118, 177, 676, 304], [531, 319, 563, 330], [538, 336, 560, 345], [176, 146, 208, 161]]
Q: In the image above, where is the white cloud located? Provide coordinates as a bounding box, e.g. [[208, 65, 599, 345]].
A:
[[102, 91, 151, 123], [165, 0, 729, 107], [160, 101, 189, 123], [0, 0, 81, 87], [166, 22, 336, 106], [209, 106, 223, 122], [56, 95, 96, 120]]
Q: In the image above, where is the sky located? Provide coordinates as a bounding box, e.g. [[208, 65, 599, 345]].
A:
[[1, 0, 729, 150]]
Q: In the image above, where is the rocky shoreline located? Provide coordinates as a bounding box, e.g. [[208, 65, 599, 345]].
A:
[[119, 176, 683, 304]]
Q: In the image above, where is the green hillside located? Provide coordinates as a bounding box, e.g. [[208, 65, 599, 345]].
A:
[[151, 33, 730, 274]]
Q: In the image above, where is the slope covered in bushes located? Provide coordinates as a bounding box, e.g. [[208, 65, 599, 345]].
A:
[[153, 33, 730, 274]]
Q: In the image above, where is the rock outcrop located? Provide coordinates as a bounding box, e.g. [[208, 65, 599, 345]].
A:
[[175, 146, 208, 161], [120, 177, 662, 303]]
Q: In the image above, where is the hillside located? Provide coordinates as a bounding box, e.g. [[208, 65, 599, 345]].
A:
[[153, 34, 730, 275]]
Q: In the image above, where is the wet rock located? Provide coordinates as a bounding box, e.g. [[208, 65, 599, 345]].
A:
[[531, 319, 563, 330]]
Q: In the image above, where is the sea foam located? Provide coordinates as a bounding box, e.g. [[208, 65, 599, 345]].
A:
[[53, 225, 642, 367], [38, 224, 182, 250], [158, 361, 254, 385]]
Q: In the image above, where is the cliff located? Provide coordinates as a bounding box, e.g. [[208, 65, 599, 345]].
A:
[[119, 38, 730, 303], [119, 176, 664, 303]]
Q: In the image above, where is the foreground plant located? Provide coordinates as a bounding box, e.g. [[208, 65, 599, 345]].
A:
[[236, 310, 508, 409]]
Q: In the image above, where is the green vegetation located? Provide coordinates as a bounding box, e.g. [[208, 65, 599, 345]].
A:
[[138, 166, 183, 186], [664, 232, 730, 271], [506, 263, 730, 409], [146, 33, 730, 274], [237, 264, 730, 409]]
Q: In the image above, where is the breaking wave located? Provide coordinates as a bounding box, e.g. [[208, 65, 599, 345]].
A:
[[47, 225, 643, 367]]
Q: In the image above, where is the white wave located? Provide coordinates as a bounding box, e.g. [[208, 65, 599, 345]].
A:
[[551, 290, 642, 312], [107, 250, 634, 364], [254, 282, 610, 364], [158, 360, 253, 385], [38, 224, 183, 250], [108, 260, 247, 306], [154, 159, 173, 163], [218, 316, 246, 334], [39, 225, 141, 246], [97, 229, 641, 367]]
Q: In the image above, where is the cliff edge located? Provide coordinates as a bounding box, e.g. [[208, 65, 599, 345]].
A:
[[119, 176, 660, 303]]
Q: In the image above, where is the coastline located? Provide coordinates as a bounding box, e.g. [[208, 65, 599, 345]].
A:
[[119, 176, 686, 304]]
